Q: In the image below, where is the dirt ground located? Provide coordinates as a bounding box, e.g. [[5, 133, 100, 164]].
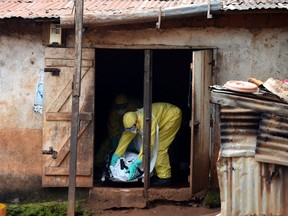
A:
[[90, 204, 221, 216]]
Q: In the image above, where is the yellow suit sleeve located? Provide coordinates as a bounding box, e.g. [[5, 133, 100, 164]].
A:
[[137, 119, 157, 160], [114, 131, 136, 156]]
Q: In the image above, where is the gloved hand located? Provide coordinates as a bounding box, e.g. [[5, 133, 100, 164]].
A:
[[125, 158, 142, 181], [110, 154, 120, 167]]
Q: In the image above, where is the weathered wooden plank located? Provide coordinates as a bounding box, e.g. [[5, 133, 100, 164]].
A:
[[45, 47, 95, 60], [60, 2, 222, 28], [42, 176, 92, 187], [48, 78, 72, 112], [42, 47, 95, 188], [45, 59, 93, 67], [191, 50, 212, 193], [48, 67, 91, 113], [49, 121, 91, 167], [46, 112, 93, 121], [210, 104, 221, 190], [60, 12, 158, 28], [45, 167, 92, 176]]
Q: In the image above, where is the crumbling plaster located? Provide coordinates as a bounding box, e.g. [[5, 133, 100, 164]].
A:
[[0, 23, 44, 199], [0, 24, 45, 129]]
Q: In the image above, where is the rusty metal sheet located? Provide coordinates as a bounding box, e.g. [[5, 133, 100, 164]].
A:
[[224, 1, 288, 10], [211, 90, 288, 117], [213, 89, 288, 216], [219, 107, 261, 157], [0, 0, 195, 19], [217, 157, 284, 216], [1, 0, 288, 20], [255, 113, 288, 166]]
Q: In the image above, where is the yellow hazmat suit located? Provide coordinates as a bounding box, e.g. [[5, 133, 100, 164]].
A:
[[94, 95, 141, 168], [114, 102, 182, 179]]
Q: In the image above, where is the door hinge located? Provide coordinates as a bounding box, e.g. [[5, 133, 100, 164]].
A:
[[209, 60, 215, 67], [42, 147, 58, 159], [44, 68, 60, 76]]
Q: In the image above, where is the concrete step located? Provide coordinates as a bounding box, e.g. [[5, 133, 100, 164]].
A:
[[86, 186, 192, 210]]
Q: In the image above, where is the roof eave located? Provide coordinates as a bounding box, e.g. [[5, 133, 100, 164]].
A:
[[60, 1, 223, 28]]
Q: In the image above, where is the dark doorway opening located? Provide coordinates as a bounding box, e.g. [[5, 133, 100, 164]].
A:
[[94, 48, 192, 187]]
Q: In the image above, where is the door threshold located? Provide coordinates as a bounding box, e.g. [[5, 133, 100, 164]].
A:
[[86, 186, 192, 210]]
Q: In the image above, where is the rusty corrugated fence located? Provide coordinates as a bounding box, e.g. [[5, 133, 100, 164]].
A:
[[220, 107, 261, 157], [212, 89, 288, 216]]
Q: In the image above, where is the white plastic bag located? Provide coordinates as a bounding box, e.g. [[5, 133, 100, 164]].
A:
[[109, 152, 143, 182]]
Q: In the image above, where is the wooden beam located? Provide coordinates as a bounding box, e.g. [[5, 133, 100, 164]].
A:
[[46, 112, 93, 121], [143, 50, 153, 197], [60, 2, 222, 28], [61, 11, 158, 28], [45, 167, 92, 176], [68, 0, 84, 214]]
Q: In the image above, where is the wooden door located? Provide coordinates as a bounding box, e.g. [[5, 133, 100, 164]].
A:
[[42, 48, 94, 187], [190, 50, 213, 193]]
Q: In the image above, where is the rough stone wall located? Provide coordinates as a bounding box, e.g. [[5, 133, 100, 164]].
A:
[[0, 23, 44, 200]]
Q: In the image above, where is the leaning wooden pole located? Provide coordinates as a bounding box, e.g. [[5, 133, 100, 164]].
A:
[[143, 50, 153, 198], [68, 0, 84, 215]]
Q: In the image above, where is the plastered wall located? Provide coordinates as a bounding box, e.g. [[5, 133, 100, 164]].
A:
[[66, 26, 288, 84], [0, 23, 44, 199]]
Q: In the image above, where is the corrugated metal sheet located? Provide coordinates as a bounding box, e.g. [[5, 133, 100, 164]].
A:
[[0, 0, 74, 19], [217, 157, 284, 216], [223, 0, 288, 10], [0, 0, 195, 19], [211, 90, 288, 117], [0, 0, 287, 20], [220, 107, 261, 157], [255, 113, 288, 166], [212, 89, 288, 216]]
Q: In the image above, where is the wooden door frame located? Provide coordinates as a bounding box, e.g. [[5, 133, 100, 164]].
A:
[[190, 49, 214, 194]]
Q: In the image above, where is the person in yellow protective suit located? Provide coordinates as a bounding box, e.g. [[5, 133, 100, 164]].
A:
[[108, 94, 129, 148], [94, 94, 141, 180], [110, 102, 182, 186]]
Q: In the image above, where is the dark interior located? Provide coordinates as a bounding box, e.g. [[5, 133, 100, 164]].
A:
[[94, 48, 193, 187]]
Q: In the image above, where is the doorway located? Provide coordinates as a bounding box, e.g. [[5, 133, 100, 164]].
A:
[[94, 49, 193, 187]]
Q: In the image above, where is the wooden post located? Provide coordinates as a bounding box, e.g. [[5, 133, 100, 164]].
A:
[[68, 0, 84, 215], [143, 50, 153, 198]]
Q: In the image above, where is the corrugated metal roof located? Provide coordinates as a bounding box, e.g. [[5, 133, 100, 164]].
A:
[[0, 0, 287, 20], [223, 0, 288, 10], [0, 0, 74, 19], [0, 0, 195, 19]]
